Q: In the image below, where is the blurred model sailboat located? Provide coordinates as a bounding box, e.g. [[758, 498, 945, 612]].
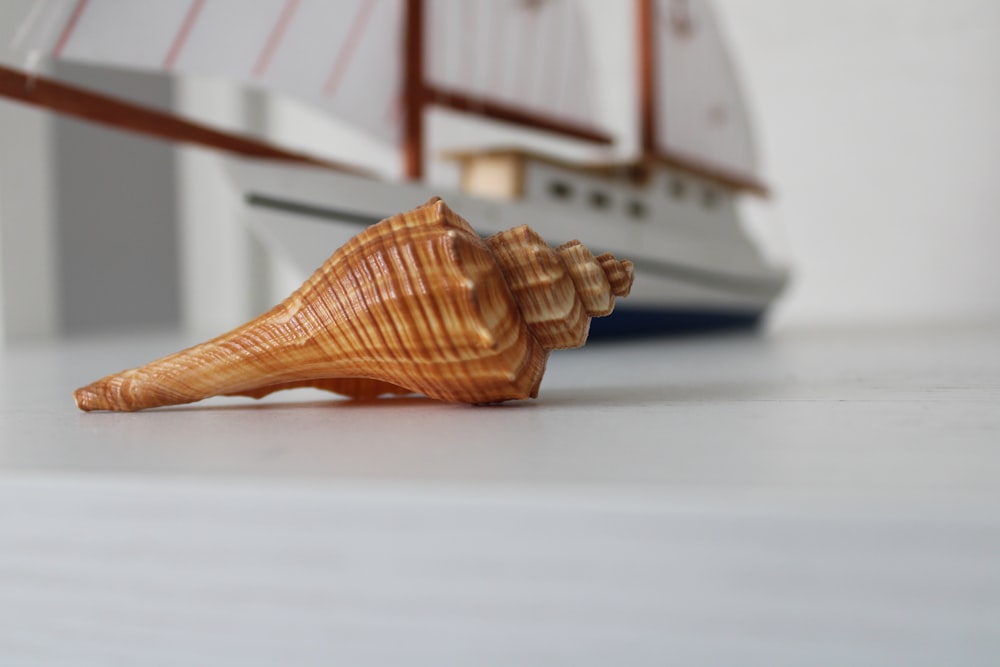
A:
[[2, 0, 787, 336]]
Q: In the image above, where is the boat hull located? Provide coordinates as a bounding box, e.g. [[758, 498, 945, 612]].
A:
[[226, 159, 787, 338], [588, 306, 763, 339]]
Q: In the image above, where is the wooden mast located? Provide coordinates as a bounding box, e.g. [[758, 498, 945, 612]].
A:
[[637, 0, 657, 156], [635, 0, 768, 196], [404, 0, 612, 179], [402, 0, 426, 180]]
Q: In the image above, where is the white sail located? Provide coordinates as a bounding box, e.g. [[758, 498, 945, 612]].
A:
[[425, 0, 600, 133], [9, 0, 608, 146], [11, 0, 404, 142], [654, 0, 758, 179]]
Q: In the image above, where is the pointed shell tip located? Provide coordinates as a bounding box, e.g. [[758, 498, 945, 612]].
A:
[[73, 386, 98, 412]]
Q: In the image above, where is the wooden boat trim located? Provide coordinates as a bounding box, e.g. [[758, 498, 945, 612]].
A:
[[426, 86, 614, 147], [442, 146, 769, 196], [652, 149, 770, 197]]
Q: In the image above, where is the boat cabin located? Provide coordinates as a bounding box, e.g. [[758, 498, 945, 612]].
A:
[[444, 147, 739, 223]]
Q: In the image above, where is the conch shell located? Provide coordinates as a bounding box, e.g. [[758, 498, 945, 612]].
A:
[[74, 198, 633, 411]]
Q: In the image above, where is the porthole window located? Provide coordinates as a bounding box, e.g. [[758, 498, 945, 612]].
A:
[[548, 181, 573, 200], [627, 200, 647, 219], [589, 191, 610, 209], [702, 187, 719, 209], [669, 177, 686, 199]]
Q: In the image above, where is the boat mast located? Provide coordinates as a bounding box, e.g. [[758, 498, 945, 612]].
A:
[[634, 0, 769, 196], [405, 0, 612, 178], [402, 0, 426, 180], [637, 0, 657, 157]]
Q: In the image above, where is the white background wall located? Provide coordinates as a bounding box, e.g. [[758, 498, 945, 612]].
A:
[[710, 0, 1000, 330]]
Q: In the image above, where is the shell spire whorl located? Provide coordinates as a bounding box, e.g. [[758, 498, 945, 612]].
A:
[[595, 252, 634, 299], [486, 227, 634, 351]]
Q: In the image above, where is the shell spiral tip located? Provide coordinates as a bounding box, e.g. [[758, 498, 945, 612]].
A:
[[74, 384, 105, 412], [598, 254, 634, 298]]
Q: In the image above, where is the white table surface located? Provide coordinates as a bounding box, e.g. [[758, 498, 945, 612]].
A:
[[1, 324, 998, 665]]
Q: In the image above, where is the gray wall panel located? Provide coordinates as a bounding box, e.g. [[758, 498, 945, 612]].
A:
[[53, 63, 180, 335]]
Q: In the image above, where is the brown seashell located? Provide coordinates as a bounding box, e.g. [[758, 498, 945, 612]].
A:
[[74, 197, 633, 411]]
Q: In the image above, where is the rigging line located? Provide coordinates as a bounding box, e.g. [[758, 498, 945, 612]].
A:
[[52, 0, 89, 57], [163, 0, 206, 70], [253, 0, 300, 78], [323, 0, 378, 96], [11, 0, 48, 53]]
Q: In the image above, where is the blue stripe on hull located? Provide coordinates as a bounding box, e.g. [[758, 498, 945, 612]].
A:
[[587, 306, 764, 340]]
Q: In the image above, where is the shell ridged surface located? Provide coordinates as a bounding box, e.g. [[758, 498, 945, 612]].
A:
[[74, 198, 633, 411]]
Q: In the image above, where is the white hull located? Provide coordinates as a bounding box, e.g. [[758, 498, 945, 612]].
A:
[[228, 159, 788, 336]]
